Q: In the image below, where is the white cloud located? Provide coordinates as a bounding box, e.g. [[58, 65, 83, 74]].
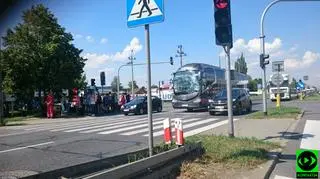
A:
[[83, 53, 113, 69], [86, 36, 95, 43], [83, 37, 143, 70], [113, 37, 143, 61], [100, 38, 108, 44], [285, 51, 320, 70]]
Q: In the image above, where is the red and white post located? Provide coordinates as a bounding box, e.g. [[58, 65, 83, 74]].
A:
[[163, 118, 172, 144], [175, 118, 184, 146]]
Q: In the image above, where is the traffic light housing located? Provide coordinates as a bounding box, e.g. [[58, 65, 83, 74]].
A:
[[170, 57, 173, 65], [260, 54, 270, 69], [214, 0, 233, 48], [100, 72, 105, 86], [91, 78, 96, 86]]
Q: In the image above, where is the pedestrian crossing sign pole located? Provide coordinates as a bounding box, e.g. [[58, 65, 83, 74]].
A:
[[127, 0, 165, 157]]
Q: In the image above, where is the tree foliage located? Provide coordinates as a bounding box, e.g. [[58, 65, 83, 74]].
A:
[[248, 78, 262, 91], [234, 53, 247, 74], [128, 80, 139, 90], [0, 4, 86, 102]]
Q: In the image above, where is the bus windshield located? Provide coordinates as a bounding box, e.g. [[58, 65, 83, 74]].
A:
[[173, 71, 200, 95]]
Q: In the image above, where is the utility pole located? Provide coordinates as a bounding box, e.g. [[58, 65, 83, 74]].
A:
[[128, 49, 136, 97], [0, 36, 3, 124], [175, 45, 187, 67]]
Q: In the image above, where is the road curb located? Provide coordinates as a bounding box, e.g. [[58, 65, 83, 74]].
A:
[[264, 149, 281, 179]]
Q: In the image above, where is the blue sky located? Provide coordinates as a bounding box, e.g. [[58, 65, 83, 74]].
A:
[[1, 0, 320, 87]]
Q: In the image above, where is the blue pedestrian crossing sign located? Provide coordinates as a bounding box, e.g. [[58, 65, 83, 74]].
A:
[[296, 80, 305, 90], [127, 0, 164, 28]]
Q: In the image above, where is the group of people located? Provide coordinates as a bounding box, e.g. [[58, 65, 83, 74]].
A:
[[42, 90, 135, 118], [84, 92, 133, 116]]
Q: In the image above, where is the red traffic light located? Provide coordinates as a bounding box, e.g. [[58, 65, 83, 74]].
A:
[[215, 0, 228, 9]]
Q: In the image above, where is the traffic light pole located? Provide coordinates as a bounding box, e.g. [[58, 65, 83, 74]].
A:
[[224, 46, 234, 137], [260, 0, 319, 116]]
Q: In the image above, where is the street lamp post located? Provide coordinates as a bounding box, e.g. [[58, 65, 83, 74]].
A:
[[175, 45, 187, 67], [128, 50, 136, 97], [260, 0, 319, 116]]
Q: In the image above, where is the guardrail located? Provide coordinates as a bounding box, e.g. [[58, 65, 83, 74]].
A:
[[80, 143, 202, 179]]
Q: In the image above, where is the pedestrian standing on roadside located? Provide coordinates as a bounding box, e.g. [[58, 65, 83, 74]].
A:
[[45, 91, 54, 118]]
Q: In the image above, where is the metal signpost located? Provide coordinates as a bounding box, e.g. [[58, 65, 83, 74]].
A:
[[127, 0, 164, 156], [213, 0, 234, 137], [272, 61, 284, 107]]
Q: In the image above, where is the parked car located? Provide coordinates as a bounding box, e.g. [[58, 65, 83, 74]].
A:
[[208, 88, 252, 115], [121, 96, 162, 115]]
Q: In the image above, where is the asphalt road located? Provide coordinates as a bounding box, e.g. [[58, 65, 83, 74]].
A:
[[0, 98, 300, 178]]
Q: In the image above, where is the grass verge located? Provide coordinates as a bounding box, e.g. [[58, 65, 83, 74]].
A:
[[178, 135, 280, 178], [246, 106, 301, 119], [304, 94, 320, 101]]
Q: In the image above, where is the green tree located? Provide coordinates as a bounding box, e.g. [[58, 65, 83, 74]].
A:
[[234, 53, 247, 74], [128, 81, 139, 90], [1, 4, 86, 102], [111, 76, 122, 92]]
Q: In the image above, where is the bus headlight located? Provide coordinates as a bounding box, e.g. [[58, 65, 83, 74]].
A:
[[172, 99, 177, 103]]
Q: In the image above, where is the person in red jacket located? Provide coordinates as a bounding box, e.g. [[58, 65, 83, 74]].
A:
[[46, 91, 54, 118]]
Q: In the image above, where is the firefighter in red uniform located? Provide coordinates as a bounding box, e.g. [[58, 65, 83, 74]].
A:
[[46, 91, 54, 118]]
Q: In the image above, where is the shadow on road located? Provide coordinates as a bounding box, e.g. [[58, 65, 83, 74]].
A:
[[264, 132, 314, 141]]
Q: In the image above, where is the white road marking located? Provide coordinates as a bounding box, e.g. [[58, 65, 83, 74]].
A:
[[97, 118, 167, 135], [273, 175, 294, 179], [81, 118, 163, 134], [0, 141, 54, 154], [64, 117, 151, 132], [183, 118, 239, 137], [148, 118, 220, 137], [300, 120, 320, 150], [120, 118, 200, 135]]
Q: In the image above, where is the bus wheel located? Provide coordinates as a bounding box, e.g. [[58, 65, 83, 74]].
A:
[[209, 111, 215, 115], [187, 108, 193, 112]]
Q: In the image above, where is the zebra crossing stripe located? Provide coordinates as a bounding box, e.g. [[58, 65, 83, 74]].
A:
[[97, 118, 168, 135], [64, 117, 152, 132], [300, 120, 320, 150], [183, 118, 240, 137], [120, 118, 201, 136], [147, 118, 220, 137], [81, 117, 164, 134]]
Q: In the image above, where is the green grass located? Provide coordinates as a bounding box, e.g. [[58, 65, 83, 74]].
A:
[[177, 135, 280, 178], [185, 135, 279, 168], [246, 106, 301, 119], [304, 94, 320, 101]]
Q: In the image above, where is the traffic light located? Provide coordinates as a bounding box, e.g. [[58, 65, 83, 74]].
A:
[[260, 54, 270, 69], [170, 57, 174, 65], [100, 72, 105, 86], [214, 0, 233, 48], [91, 78, 96, 86]]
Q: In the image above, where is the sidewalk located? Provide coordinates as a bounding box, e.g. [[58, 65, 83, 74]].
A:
[[200, 118, 300, 179]]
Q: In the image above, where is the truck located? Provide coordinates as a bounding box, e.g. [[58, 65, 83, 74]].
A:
[[269, 73, 297, 101]]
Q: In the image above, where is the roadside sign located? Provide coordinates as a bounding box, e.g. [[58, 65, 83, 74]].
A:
[[272, 61, 284, 72], [297, 81, 305, 89], [271, 74, 284, 85], [127, 0, 164, 28]]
